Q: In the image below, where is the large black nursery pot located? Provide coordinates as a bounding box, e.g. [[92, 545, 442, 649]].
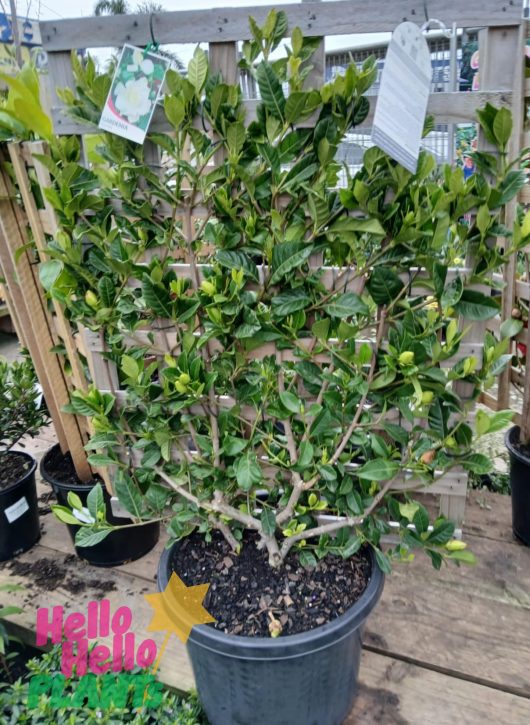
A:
[[40, 444, 159, 567], [0, 451, 40, 561], [158, 542, 384, 725], [505, 426, 530, 546]]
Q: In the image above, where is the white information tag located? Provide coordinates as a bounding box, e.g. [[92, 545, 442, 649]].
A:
[[4, 496, 29, 523], [99, 44, 170, 144], [372, 22, 431, 172]]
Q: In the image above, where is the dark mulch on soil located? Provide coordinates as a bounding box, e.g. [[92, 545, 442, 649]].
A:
[[0, 452, 33, 489], [171, 531, 371, 637], [0, 642, 40, 684], [4, 556, 117, 596], [42, 445, 95, 487]]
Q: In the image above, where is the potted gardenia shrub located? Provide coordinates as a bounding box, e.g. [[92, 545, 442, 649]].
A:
[[0, 356, 49, 561], [31, 12, 527, 724]]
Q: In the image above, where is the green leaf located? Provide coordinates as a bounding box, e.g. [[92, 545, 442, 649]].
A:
[[142, 275, 172, 318], [311, 317, 330, 341], [500, 318, 524, 339], [492, 107, 512, 149], [39, 260, 63, 291], [454, 290, 500, 320], [235, 453, 262, 490], [223, 436, 248, 456], [67, 491, 83, 510], [441, 276, 463, 308], [216, 250, 258, 281], [261, 509, 276, 537], [487, 410, 514, 434], [299, 550, 317, 568], [427, 520, 455, 545], [461, 453, 492, 475], [86, 453, 116, 466], [367, 268, 404, 305], [356, 459, 399, 481], [497, 170, 527, 206], [188, 47, 208, 93], [279, 390, 301, 414], [121, 354, 140, 379], [413, 505, 429, 534], [296, 440, 314, 468], [342, 535, 362, 558], [374, 548, 392, 574], [226, 122, 246, 156], [284, 91, 308, 124], [87, 483, 106, 521], [323, 292, 368, 318], [97, 277, 115, 307], [399, 502, 418, 522], [164, 95, 185, 128], [115, 472, 143, 518], [271, 289, 311, 317], [270, 242, 313, 285], [256, 61, 285, 120], [52, 505, 82, 526], [329, 217, 386, 236], [75, 527, 113, 547], [446, 549, 477, 565]]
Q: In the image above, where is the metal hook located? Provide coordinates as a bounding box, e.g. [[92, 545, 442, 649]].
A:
[[420, 17, 452, 38]]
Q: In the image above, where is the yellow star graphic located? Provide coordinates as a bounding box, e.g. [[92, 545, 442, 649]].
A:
[[144, 572, 216, 671]]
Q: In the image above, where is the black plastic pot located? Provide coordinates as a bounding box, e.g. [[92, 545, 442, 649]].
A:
[[505, 426, 530, 546], [0, 452, 40, 561], [40, 444, 159, 567], [158, 543, 384, 725]]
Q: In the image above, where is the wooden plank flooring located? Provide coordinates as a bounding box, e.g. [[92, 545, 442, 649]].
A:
[[1, 430, 529, 724]]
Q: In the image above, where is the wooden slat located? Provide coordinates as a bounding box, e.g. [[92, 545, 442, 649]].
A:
[[39, 1, 521, 51], [364, 533, 530, 699], [349, 649, 530, 725], [50, 90, 514, 137]]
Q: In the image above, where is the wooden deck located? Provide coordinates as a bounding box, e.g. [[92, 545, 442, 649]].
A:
[[1, 428, 530, 724]]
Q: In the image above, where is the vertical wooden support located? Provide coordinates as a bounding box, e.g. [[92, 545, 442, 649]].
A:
[[0, 153, 92, 481], [489, 25, 525, 409], [209, 41, 239, 168]]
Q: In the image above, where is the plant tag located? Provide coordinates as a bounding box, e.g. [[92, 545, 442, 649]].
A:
[[4, 496, 29, 523], [99, 44, 170, 144], [372, 22, 431, 172]]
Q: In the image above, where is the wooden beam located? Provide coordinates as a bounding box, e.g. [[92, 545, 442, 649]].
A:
[[50, 90, 514, 137], [39, 1, 521, 51]]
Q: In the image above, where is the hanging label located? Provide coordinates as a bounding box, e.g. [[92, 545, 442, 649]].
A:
[[372, 22, 431, 172], [4, 496, 29, 523], [99, 44, 170, 144]]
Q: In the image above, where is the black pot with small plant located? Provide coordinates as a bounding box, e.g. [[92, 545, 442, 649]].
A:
[[0, 356, 49, 561]]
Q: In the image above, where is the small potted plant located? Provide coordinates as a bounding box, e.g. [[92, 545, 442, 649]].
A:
[[27, 12, 527, 723], [0, 355, 49, 561]]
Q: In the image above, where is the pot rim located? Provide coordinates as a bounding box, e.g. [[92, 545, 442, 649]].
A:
[[158, 541, 384, 660], [0, 450, 37, 495], [505, 425, 530, 467]]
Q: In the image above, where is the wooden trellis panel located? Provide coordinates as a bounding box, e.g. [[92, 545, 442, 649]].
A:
[[0, 149, 91, 481], [17, 0, 524, 524]]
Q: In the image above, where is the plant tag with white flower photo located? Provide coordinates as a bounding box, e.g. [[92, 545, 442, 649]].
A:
[[99, 44, 169, 144]]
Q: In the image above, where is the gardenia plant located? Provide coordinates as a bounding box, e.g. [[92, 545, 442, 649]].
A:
[[0, 355, 49, 467], [25, 12, 528, 570]]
